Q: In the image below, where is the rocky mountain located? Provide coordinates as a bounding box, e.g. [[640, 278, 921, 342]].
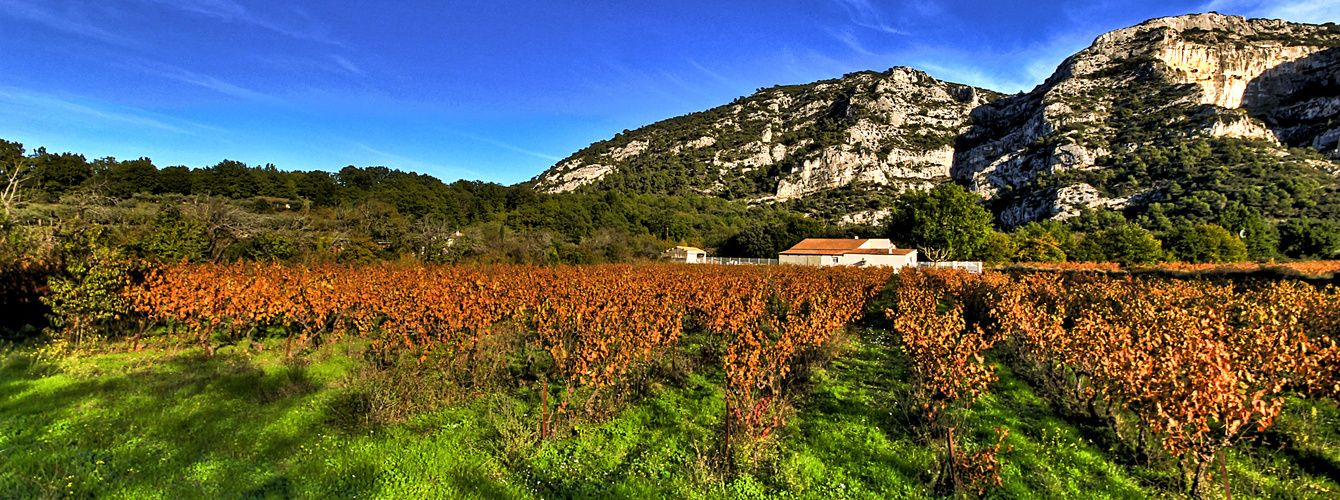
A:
[[960, 13, 1340, 226], [534, 67, 1002, 201], [531, 13, 1340, 228]]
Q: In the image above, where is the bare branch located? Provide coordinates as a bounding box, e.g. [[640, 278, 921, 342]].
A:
[[1, 156, 34, 220]]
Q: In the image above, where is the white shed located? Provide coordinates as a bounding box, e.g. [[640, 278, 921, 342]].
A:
[[664, 246, 707, 263]]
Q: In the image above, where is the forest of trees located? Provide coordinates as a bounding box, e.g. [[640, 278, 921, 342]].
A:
[[3, 137, 1339, 268]]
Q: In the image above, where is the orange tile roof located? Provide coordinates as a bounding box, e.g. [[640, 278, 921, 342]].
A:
[[782, 248, 916, 256], [780, 238, 914, 256], [783, 238, 869, 252], [781, 249, 849, 255], [847, 249, 917, 256], [782, 247, 921, 254]]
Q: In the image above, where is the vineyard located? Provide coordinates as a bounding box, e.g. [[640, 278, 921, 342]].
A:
[[120, 263, 895, 445], [888, 269, 1340, 497], [3, 262, 1340, 498], [1007, 260, 1340, 278]]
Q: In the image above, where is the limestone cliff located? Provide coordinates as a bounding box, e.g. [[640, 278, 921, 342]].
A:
[[531, 13, 1340, 226], [955, 12, 1340, 225], [531, 67, 1000, 202]]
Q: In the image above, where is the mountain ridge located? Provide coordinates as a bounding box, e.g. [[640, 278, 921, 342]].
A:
[[530, 12, 1340, 228]]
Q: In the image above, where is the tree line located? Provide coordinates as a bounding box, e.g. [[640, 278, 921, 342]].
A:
[[3, 137, 1337, 268]]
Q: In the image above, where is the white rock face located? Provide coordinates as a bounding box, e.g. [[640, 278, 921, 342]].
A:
[[954, 12, 1338, 226], [1205, 117, 1280, 142], [775, 145, 953, 199], [608, 140, 648, 161], [1288, 96, 1340, 123], [1051, 184, 1131, 219], [534, 66, 986, 205], [531, 13, 1340, 226], [532, 140, 649, 192], [1048, 143, 1099, 171], [1154, 42, 1322, 109], [840, 208, 892, 225], [670, 136, 717, 153], [713, 141, 786, 170], [998, 184, 1140, 227], [538, 160, 615, 193], [1316, 128, 1340, 158]]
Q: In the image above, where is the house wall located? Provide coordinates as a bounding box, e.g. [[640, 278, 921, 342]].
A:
[[855, 238, 893, 250], [780, 254, 824, 266], [835, 254, 870, 266], [781, 251, 920, 268], [667, 248, 707, 263], [836, 252, 919, 268]]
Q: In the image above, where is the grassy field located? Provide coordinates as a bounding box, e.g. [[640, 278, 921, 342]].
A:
[[1, 326, 1337, 499]]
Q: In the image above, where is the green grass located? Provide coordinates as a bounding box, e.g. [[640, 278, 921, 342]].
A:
[[1, 330, 1338, 499]]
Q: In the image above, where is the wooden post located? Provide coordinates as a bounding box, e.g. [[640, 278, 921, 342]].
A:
[[540, 379, 550, 440], [948, 426, 962, 498]]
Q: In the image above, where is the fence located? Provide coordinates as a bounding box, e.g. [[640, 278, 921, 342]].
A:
[[917, 261, 984, 274], [688, 257, 982, 271], [701, 257, 780, 266]]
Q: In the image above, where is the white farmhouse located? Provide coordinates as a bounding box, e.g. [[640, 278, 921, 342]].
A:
[[779, 238, 917, 268], [664, 245, 707, 263]]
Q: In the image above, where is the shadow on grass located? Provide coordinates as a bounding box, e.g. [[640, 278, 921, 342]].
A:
[[1257, 421, 1340, 485], [0, 350, 383, 498], [786, 335, 936, 493], [1289, 448, 1340, 485]]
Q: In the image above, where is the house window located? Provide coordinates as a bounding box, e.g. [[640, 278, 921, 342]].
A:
[[832, 256, 839, 264]]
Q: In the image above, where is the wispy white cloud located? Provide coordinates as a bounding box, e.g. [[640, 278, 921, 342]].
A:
[[253, 54, 363, 78], [0, 86, 222, 134], [829, 27, 876, 56], [454, 132, 561, 162], [0, 0, 135, 46], [901, 60, 1030, 93], [1, 0, 346, 48], [657, 70, 706, 97], [815, 10, 1099, 94], [905, 0, 945, 18], [589, 59, 706, 111], [1201, 0, 1340, 23], [129, 61, 287, 105], [831, 0, 908, 35], [330, 55, 362, 75], [141, 0, 346, 46], [769, 45, 851, 84], [686, 59, 743, 90], [901, 34, 1088, 94]]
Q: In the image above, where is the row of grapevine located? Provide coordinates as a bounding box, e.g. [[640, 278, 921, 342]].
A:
[[887, 268, 1340, 497], [123, 262, 895, 435], [885, 269, 1011, 495], [123, 261, 1339, 496]]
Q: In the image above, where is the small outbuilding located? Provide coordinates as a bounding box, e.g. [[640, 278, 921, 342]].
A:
[[779, 238, 917, 268], [664, 245, 707, 264]]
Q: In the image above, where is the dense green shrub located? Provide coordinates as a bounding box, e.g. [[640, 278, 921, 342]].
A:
[[1074, 224, 1164, 266], [884, 184, 993, 261], [1162, 224, 1248, 263], [1279, 218, 1340, 259]]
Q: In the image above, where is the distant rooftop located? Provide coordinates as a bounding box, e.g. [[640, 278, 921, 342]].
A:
[[780, 238, 910, 255]]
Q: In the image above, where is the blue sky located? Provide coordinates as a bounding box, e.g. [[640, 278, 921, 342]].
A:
[[1, 1, 1336, 185]]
